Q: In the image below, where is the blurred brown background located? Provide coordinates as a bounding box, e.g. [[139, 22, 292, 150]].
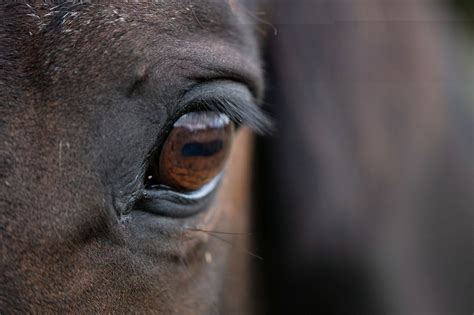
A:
[[253, 1, 473, 314]]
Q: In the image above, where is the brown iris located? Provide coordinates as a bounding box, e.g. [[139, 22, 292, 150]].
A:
[[156, 111, 234, 192]]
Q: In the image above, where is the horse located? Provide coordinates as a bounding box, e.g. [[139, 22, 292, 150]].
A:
[[1, 0, 473, 314], [1, 1, 272, 313]]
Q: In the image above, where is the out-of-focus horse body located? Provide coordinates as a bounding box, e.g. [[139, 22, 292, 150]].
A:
[[258, 1, 474, 314]]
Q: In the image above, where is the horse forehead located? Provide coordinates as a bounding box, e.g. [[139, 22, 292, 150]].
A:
[[32, 1, 262, 90], [38, 0, 250, 28], [29, 1, 259, 59]]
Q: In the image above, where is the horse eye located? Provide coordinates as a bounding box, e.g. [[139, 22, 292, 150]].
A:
[[155, 111, 234, 192]]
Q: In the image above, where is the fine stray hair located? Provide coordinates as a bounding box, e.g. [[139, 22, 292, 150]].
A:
[[186, 227, 263, 260]]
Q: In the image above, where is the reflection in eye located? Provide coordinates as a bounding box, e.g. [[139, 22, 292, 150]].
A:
[[156, 112, 234, 192]]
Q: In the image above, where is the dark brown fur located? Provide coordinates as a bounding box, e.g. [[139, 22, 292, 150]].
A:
[[1, 1, 261, 313]]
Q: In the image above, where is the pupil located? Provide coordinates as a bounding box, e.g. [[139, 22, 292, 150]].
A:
[[181, 140, 223, 157]]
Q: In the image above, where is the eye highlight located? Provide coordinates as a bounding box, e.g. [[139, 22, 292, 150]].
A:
[[155, 111, 234, 192]]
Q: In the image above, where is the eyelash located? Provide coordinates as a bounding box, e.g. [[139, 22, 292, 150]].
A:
[[184, 98, 272, 135], [177, 80, 273, 135], [174, 99, 243, 131]]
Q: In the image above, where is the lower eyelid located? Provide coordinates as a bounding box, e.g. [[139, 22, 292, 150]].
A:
[[132, 174, 223, 218]]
